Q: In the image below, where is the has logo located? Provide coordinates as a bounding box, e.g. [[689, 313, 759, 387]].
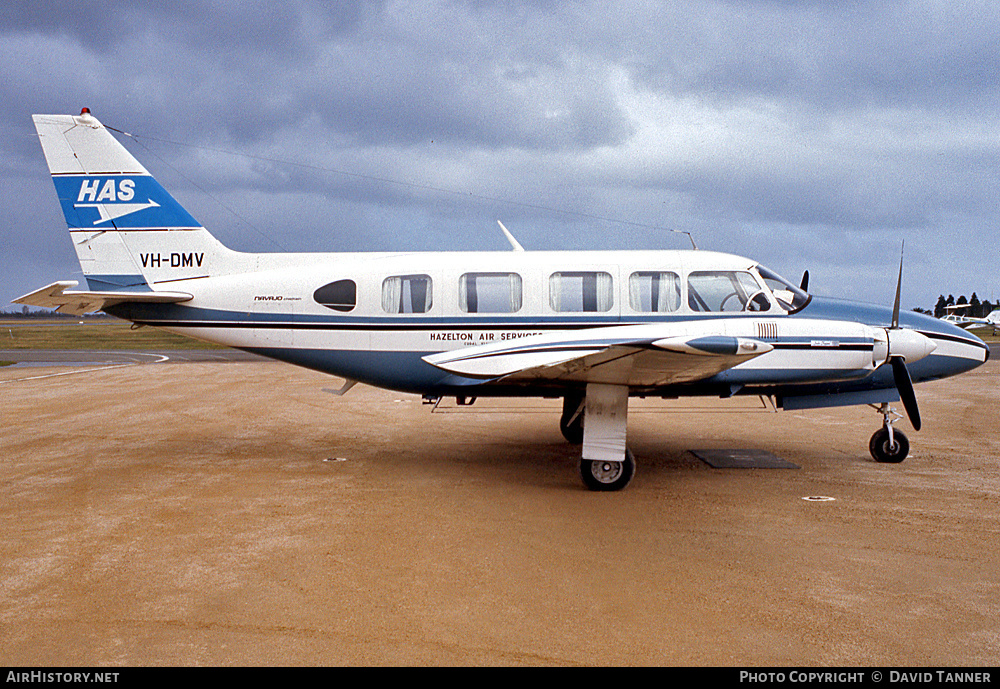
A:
[[73, 177, 161, 226], [77, 178, 136, 203]]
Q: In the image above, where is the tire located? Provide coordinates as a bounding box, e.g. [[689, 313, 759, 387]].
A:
[[580, 449, 636, 491], [869, 428, 909, 463], [560, 395, 584, 445]]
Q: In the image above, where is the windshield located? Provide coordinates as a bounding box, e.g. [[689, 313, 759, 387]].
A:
[[755, 265, 810, 313]]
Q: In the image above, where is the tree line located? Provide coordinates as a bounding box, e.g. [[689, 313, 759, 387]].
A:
[[913, 293, 997, 318]]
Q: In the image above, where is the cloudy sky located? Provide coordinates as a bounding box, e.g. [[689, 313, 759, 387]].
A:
[[2, 0, 998, 312]]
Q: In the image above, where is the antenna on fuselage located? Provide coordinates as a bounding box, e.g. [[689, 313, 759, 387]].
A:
[[680, 230, 698, 250], [497, 220, 525, 252]]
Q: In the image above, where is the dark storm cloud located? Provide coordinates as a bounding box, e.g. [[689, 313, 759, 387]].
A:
[[620, 2, 1000, 110], [2, 0, 999, 309], [4, 1, 368, 54]]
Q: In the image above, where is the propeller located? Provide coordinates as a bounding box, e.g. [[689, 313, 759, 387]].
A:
[[799, 270, 809, 292], [891, 243, 903, 328], [886, 241, 923, 431], [890, 356, 921, 431]]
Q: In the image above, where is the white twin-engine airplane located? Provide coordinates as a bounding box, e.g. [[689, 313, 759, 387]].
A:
[[940, 304, 1000, 333], [16, 110, 990, 491]]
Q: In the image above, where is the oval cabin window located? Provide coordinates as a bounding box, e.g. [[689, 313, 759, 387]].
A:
[[314, 279, 357, 312]]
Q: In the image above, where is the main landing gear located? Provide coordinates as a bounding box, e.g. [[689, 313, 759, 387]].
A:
[[869, 402, 909, 464], [563, 384, 635, 492], [560, 395, 584, 445], [580, 450, 636, 492]]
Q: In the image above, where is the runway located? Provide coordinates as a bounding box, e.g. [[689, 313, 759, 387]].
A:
[[1, 354, 997, 665], [0, 348, 266, 365]]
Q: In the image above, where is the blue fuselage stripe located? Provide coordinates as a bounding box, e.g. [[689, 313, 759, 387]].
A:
[[105, 295, 986, 396]]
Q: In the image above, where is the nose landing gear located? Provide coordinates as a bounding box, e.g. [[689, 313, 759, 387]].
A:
[[869, 402, 909, 463]]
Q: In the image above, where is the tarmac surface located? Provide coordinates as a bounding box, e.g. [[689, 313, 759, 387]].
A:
[[1, 351, 997, 666]]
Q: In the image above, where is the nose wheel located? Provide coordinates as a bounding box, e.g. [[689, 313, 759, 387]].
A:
[[869, 403, 910, 463], [870, 427, 909, 463]]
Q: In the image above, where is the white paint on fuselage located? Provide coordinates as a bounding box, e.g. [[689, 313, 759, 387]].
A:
[[147, 248, 898, 387]]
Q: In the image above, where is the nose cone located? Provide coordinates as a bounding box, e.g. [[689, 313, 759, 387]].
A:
[[887, 328, 937, 363], [894, 308, 990, 373], [800, 296, 990, 380]]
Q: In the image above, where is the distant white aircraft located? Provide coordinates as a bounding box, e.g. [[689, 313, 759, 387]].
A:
[[981, 312, 1000, 334], [15, 110, 990, 490], [940, 304, 1000, 333]]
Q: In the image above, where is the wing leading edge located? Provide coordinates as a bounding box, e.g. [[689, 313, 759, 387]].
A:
[[422, 325, 773, 387]]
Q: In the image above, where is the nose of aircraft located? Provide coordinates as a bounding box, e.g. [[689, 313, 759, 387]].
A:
[[799, 296, 989, 379], [886, 328, 937, 363]]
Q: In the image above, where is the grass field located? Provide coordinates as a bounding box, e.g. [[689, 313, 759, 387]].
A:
[[0, 320, 225, 350]]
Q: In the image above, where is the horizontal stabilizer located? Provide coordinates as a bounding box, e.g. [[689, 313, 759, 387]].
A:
[[13, 281, 192, 316]]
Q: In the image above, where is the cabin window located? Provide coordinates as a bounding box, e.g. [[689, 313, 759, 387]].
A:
[[460, 273, 523, 313], [549, 271, 614, 312], [628, 272, 681, 313], [313, 279, 357, 312], [687, 271, 769, 312], [382, 274, 433, 314]]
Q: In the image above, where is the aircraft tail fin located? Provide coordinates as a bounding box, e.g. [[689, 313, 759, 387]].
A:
[[32, 110, 236, 294]]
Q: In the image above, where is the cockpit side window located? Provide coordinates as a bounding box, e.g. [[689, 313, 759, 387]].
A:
[[687, 271, 770, 312]]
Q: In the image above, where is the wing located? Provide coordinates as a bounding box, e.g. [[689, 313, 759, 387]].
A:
[[13, 281, 192, 316], [422, 324, 773, 387]]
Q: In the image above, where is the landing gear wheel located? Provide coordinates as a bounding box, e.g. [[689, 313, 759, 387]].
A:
[[580, 450, 636, 492], [560, 395, 584, 445], [869, 428, 909, 463]]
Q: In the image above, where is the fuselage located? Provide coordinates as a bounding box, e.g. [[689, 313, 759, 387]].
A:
[[105, 248, 989, 400]]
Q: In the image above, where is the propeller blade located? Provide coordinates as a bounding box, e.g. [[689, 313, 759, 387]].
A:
[[890, 356, 921, 431], [886, 241, 921, 431], [799, 270, 809, 292], [892, 241, 904, 329]]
